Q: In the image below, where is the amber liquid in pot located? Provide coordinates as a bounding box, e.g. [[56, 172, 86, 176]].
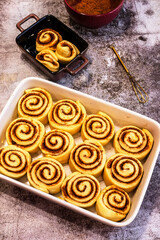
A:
[[66, 0, 121, 15]]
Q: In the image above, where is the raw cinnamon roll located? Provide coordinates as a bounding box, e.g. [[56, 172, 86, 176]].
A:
[[0, 145, 31, 179], [39, 129, 75, 164], [48, 99, 86, 135], [103, 154, 143, 192], [96, 185, 131, 221], [69, 140, 106, 177], [81, 111, 115, 146], [113, 126, 154, 160], [18, 88, 52, 124], [36, 28, 62, 52], [61, 172, 100, 208], [36, 49, 59, 72], [6, 117, 45, 153], [27, 157, 65, 194], [55, 40, 80, 64]]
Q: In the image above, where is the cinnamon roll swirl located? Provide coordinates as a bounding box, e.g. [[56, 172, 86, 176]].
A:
[[113, 126, 154, 160], [0, 145, 31, 179], [6, 117, 45, 153], [81, 111, 115, 146], [55, 40, 80, 64], [39, 129, 75, 164], [61, 172, 100, 208], [96, 185, 131, 221], [103, 154, 143, 192], [69, 140, 106, 177], [27, 157, 65, 194], [48, 99, 86, 135], [36, 28, 62, 52], [36, 49, 59, 72], [18, 88, 52, 124]]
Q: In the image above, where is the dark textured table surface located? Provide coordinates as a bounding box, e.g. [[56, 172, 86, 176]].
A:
[[0, 0, 160, 239]]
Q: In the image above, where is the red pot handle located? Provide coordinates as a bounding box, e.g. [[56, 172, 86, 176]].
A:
[[16, 13, 39, 32], [66, 55, 88, 75]]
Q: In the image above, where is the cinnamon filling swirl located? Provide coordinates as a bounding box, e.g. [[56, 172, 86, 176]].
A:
[[0, 145, 31, 179], [103, 154, 143, 192], [6, 117, 45, 153], [55, 40, 80, 64], [27, 157, 65, 194], [61, 172, 100, 208], [81, 111, 115, 146], [96, 185, 131, 222], [39, 129, 75, 164], [18, 88, 52, 124], [48, 99, 86, 135], [113, 126, 154, 160], [36, 49, 59, 72], [102, 188, 130, 213], [69, 140, 106, 177], [36, 28, 62, 52]]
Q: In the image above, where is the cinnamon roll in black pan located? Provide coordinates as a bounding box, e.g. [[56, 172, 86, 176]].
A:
[[36, 28, 62, 52], [55, 40, 80, 64], [36, 49, 60, 72], [16, 14, 89, 80]]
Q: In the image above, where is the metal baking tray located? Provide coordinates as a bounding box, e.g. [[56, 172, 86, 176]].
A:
[[0, 77, 160, 227], [16, 14, 89, 80]]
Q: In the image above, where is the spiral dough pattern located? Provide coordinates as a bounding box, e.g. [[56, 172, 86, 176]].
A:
[[27, 157, 65, 194], [69, 140, 106, 177], [61, 172, 100, 208], [81, 111, 115, 146], [36, 49, 59, 72], [0, 145, 31, 179], [36, 28, 62, 52], [103, 154, 143, 192], [113, 126, 154, 160], [6, 117, 45, 153], [48, 99, 86, 135], [18, 88, 53, 124], [55, 40, 80, 64], [39, 129, 75, 164], [96, 185, 131, 221]]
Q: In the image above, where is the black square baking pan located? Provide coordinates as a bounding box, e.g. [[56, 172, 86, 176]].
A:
[[16, 13, 89, 81]]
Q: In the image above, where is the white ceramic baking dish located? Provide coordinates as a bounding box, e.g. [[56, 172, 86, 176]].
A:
[[0, 77, 160, 227]]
